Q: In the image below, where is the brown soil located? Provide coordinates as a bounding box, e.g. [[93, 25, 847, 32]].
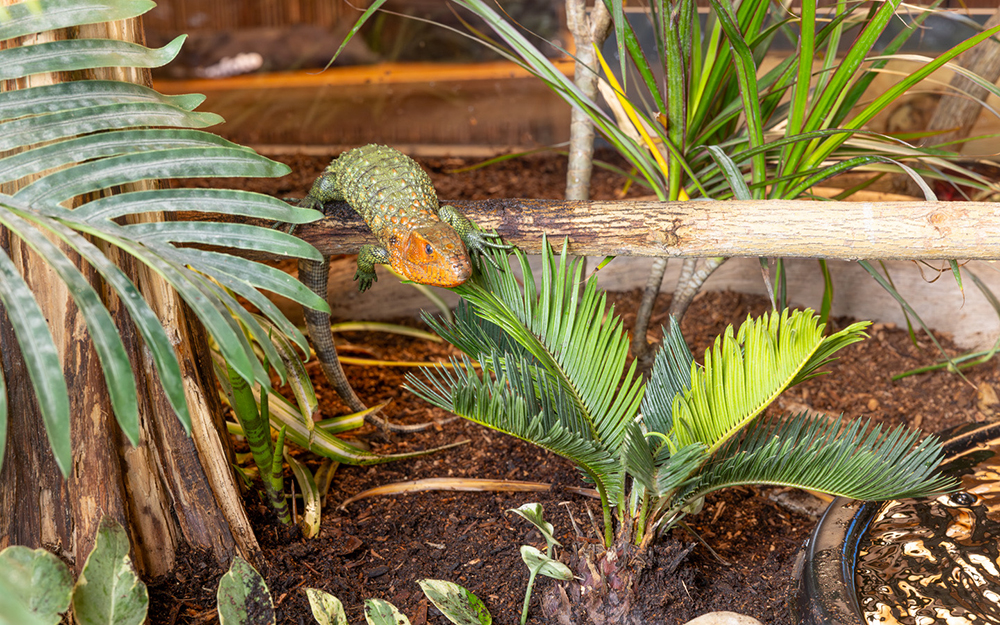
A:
[[148, 150, 1000, 624]]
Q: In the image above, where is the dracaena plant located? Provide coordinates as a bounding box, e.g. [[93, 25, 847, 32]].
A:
[[338, 0, 1000, 366], [405, 240, 955, 549], [0, 0, 326, 477]]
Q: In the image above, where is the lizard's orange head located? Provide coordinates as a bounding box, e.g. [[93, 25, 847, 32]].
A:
[[394, 221, 472, 287]]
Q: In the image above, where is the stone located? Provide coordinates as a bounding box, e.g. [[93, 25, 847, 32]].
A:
[[682, 612, 764, 625]]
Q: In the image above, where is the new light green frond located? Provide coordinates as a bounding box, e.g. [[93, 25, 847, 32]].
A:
[[690, 412, 956, 502], [671, 309, 869, 453]]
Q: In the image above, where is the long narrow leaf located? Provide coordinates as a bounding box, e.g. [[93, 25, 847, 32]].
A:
[[0, 0, 154, 42], [16, 148, 286, 205], [0, 247, 70, 476], [0, 210, 139, 445], [75, 188, 320, 223], [695, 413, 955, 501], [2, 202, 192, 432], [0, 103, 221, 153], [0, 36, 186, 81], [0, 129, 248, 184], [0, 80, 203, 121]]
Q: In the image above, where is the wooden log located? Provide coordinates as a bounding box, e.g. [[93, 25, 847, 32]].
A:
[[265, 198, 1000, 261]]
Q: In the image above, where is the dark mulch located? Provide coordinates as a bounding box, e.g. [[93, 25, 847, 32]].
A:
[[148, 150, 999, 624]]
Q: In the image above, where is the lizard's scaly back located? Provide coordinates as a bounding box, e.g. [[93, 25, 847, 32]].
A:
[[328, 144, 441, 241]]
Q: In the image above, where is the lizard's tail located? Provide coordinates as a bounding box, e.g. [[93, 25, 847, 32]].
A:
[[298, 256, 456, 434], [299, 257, 369, 414]]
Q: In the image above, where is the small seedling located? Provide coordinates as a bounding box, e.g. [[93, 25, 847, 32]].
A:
[[508, 503, 573, 625]]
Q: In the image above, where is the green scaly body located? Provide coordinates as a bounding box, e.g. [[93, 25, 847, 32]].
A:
[[297, 144, 508, 421]]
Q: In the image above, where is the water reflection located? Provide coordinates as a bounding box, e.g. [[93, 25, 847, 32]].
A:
[[856, 444, 1000, 625]]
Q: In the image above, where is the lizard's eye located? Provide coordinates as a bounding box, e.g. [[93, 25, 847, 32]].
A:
[[425, 243, 434, 256]]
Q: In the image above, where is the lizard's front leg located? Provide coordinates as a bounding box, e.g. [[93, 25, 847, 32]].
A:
[[355, 244, 391, 292], [437, 204, 512, 268]]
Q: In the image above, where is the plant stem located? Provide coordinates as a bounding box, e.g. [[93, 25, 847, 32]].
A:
[[565, 0, 612, 202], [669, 257, 726, 319], [600, 489, 614, 549], [520, 569, 538, 625], [268, 426, 291, 524], [225, 363, 289, 524], [631, 256, 668, 367]]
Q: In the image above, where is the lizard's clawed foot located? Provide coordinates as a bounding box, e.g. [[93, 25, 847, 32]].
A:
[[354, 267, 378, 292], [464, 229, 513, 270]]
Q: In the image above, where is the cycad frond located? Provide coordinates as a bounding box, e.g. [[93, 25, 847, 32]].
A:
[[670, 309, 868, 453], [422, 299, 533, 372], [405, 355, 624, 503], [438, 238, 645, 455], [689, 412, 956, 501], [623, 419, 705, 499], [640, 315, 695, 437]]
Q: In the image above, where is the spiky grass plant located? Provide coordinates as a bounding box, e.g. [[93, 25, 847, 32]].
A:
[[406, 240, 955, 550]]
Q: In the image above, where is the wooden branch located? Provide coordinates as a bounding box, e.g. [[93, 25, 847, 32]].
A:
[[267, 198, 1000, 261]]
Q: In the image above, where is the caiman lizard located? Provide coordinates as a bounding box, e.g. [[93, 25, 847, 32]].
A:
[[297, 144, 508, 427]]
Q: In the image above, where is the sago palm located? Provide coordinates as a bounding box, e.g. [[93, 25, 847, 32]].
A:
[[406, 239, 955, 552]]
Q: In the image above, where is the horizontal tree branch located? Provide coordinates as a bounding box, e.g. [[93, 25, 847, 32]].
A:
[[224, 198, 1000, 261]]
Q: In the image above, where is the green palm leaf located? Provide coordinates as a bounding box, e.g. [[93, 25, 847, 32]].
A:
[[0, 0, 154, 39], [0, 129, 246, 184], [74, 187, 317, 223], [17, 207, 191, 433], [0, 0, 324, 475], [406, 355, 623, 505], [0, 245, 70, 475], [622, 419, 705, 500], [692, 412, 956, 501], [15, 147, 282, 205], [0, 80, 203, 120], [639, 316, 693, 437], [447, 239, 645, 453], [0, 103, 220, 153], [0, 209, 139, 445], [0, 35, 185, 80]]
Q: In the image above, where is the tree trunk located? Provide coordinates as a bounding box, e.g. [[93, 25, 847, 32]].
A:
[[564, 0, 612, 202], [0, 11, 259, 576], [922, 7, 1000, 152]]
